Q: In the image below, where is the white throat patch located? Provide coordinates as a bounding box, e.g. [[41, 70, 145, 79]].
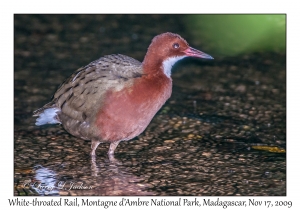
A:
[[162, 56, 186, 77]]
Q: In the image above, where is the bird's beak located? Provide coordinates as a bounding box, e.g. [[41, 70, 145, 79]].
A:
[[184, 47, 214, 59]]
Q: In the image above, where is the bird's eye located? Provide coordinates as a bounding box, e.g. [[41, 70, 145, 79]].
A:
[[173, 43, 179, 49]]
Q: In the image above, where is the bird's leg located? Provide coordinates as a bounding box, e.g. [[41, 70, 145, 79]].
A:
[[90, 140, 101, 156], [90, 155, 99, 177], [108, 141, 121, 156], [107, 141, 122, 164]]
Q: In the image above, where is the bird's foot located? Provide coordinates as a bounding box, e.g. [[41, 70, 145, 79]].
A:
[[108, 153, 122, 165], [107, 141, 122, 164]]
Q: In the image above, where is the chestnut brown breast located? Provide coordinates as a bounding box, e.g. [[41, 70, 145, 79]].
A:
[[96, 73, 172, 142]]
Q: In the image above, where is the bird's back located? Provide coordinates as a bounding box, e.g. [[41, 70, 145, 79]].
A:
[[34, 54, 143, 140]]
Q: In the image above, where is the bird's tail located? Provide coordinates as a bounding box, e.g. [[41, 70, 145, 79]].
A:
[[33, 102, 61, 126]]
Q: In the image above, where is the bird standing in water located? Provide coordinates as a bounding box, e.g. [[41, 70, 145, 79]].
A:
[[33, 32, 213, 158]]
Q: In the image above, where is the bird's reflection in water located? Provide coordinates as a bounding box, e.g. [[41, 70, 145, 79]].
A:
[[26, 157, 153, 196], [91, 154, 123, 177], [30, 165, 60, 195], [89, 155, 154, 195]]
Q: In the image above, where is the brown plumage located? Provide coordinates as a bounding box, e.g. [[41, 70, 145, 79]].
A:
[[33, 32, 213, 157]]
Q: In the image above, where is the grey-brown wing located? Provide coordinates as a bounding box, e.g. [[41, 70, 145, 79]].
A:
[[49, 54, 143, 123]]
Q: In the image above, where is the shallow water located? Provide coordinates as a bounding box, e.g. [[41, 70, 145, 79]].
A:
[[14, 15, 286, 196]]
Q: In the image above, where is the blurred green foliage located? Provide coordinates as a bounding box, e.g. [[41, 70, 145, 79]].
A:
[[185, 15, 286, 57]]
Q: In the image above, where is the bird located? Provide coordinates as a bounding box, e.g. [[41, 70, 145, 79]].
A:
[[33, 32, 213, 158]]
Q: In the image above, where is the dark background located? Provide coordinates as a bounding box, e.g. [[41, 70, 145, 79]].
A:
[[14, 14, 286, 196]]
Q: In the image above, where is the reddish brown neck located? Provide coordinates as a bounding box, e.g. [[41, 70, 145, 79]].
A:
[[142, 46, 165, 76]]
